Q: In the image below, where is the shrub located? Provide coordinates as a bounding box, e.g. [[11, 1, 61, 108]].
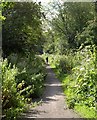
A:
[[2, 59, 27, 120], [8, 54, 47, 98], [63, 46, 97, 116], [48, 54, 73, 75], [50, 45, 97, 117], [2, 54, 47, 119]]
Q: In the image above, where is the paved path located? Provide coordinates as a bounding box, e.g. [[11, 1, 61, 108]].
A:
[[20, 65, 80, 119]]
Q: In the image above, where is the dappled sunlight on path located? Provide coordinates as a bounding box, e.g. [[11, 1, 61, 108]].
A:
[[19, 65, 81, 119]]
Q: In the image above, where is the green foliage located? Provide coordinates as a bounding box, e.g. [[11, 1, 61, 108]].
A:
[[2, 55, 46, 119], [44, 2, 96, 54], [8, 54, 46, 98], [43, 30, 55, 54], [1, 1, 45, 120], [75, 104, 97, 118], [67, 46, 97, 109], [48, 54, 73, 75], [2, 59, 27, 120], [75, 20, 97, 47], [43, 1, 97, 118], [55, 46, 97, 118], [0, 2, 6, 21], [2, 1, 97, 119], [2, 2, 46, 118], [2, 2, 44, 57]]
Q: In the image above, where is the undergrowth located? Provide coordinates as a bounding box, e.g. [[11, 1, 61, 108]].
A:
[[1, 54, 47, 120], [48, 45, 97, 118]]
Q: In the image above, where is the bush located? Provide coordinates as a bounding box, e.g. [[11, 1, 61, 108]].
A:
[[48, 54, 73, 75], [16, 55, 46, 98], [2, 54, 47, 119], [2, 59, 27, 120], [63, 46, 97, 117], [50, 45, 97, 117]]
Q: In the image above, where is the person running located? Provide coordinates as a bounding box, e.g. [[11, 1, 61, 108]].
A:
[[46, 57, 48, 64]]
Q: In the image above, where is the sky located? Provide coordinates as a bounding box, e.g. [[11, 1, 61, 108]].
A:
[[34, 0, 63, 5], [34, 0, 52, 5], [34, 0, 96, 3], [34, 0, 51, 4]]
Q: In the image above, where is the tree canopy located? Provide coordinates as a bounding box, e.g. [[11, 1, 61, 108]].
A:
[[2, 2, 44, 57], [43, 2, 96, 54]]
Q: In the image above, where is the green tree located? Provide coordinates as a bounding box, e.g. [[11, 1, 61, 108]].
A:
[[2, 2, 43, 57], [45, 2, 95, 54]]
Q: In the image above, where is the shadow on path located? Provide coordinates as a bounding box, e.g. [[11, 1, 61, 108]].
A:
[[19, 64, 81, 119]]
